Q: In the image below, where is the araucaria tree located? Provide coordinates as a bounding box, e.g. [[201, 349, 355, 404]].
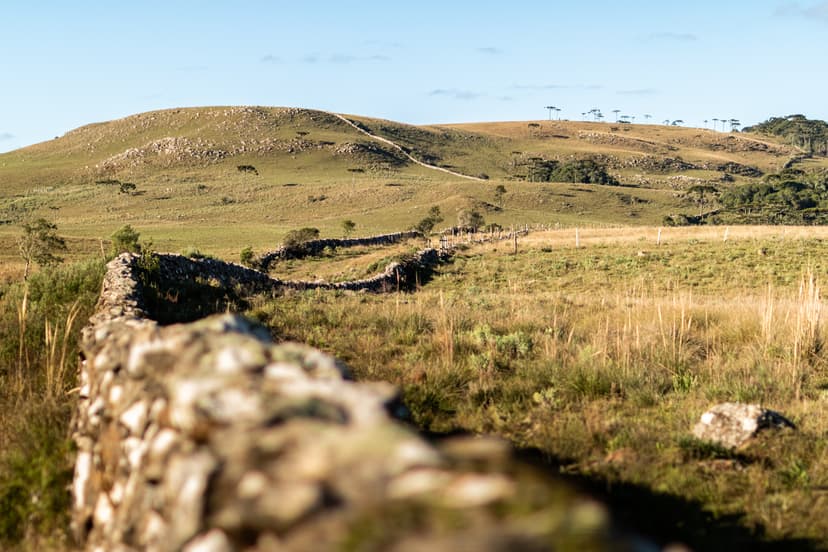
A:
[[18, 218, 67, 280]]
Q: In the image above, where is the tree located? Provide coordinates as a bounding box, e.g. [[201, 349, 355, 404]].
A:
[[548, 159, 618, 185], [414, 206, 444, 236], [644, 114, 652, 123], [493, 184, 507, 207], [18, 218, 67, 280], [612, 109, 621, 122], [341, 219, 356, 238], [545, 106, 556, 120], [457, 209, 485, 231], [110, 225, 142, 256], [686, 184, 719, 215]]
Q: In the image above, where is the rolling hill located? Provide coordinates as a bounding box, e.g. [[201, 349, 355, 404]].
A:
[[0, 106, 811, 274]]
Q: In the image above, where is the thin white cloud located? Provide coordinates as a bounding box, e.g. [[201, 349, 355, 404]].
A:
[[0, 132, 13, 141], [617, 88, 659, 95], [648, 32, 698, 41], [300, 53, 390, 64], [363, 39, 403, 49], [512, 83, 603, 91], [429, 89, 483, 100], [775, 1, 828, 20], [476, 47, 504, 55], [260, 54, 281, 63], [329, 54, 390, 63]]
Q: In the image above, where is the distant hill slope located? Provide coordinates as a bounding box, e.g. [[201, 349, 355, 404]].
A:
[[1, 106, 800, 192], [0, 106, 818, 261]]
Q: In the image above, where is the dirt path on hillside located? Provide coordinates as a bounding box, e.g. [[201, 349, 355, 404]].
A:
[[330, 112, 486, 181]]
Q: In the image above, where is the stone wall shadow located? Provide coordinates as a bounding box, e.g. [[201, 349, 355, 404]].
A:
[[507, 444, 821, 552]]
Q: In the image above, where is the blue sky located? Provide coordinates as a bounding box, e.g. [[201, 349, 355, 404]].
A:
[[1, 0, 827, 152]]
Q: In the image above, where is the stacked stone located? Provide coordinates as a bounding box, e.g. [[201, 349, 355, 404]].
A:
[[71, 253, 635, 551], [259, 230, 422, 268]]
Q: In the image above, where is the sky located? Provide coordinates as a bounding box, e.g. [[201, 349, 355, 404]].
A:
[[2, 0, 828, 152]]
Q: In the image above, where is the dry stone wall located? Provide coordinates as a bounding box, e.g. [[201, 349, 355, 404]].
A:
[[259, 231, 421, 269], [156, 247, 446, 296], [72, 252, 633, 551]]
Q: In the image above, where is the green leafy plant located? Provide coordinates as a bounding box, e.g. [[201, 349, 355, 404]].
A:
[[414, 206, 444, 236], [18, 218, 67, 280], [282, 227, 320, 249], [240, 246, 256, 268], [342, 219, 356, 238], [110, 224, 141, 256]]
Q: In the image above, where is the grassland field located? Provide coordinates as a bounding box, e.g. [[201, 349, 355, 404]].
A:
[[3, 107, 828, 549], [254, 227, 828, 548]]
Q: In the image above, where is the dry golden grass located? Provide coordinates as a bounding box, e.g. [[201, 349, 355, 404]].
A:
[[505, 224, 828, 249], [241, 226, 828, 547]]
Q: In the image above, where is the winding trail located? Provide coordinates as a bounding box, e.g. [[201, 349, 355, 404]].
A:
[[330, 112, 486, 182]]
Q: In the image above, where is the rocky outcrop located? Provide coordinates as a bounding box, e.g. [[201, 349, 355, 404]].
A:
[[71, 252, 632, 551], [692, 402, 796, 449]]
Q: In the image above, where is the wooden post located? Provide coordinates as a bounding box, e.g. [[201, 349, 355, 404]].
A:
[[657, 227, 662, 246], [723, 227, 730, 242], [575, 228, 580, 248], [513, 233, 518, 255]]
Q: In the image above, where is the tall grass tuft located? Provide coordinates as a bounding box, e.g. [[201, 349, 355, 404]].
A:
[[44, 301, 82, 400], [0, 258, 104, 548], [792, 271, 822, 399], [15, 288, 29, 396]]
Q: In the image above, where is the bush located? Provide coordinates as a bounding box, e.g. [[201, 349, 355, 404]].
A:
[[118, 182, 137, 194], [110, 225, 141, 256], [0, 258, 105, 546], [240, 246, 256, 268], [181, 247, 215, 260], [0, 401, 74, 544], [282, 227, 320, 249]]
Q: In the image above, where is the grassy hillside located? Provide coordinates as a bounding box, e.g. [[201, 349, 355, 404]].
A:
[[0, 106, 808, 280]]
